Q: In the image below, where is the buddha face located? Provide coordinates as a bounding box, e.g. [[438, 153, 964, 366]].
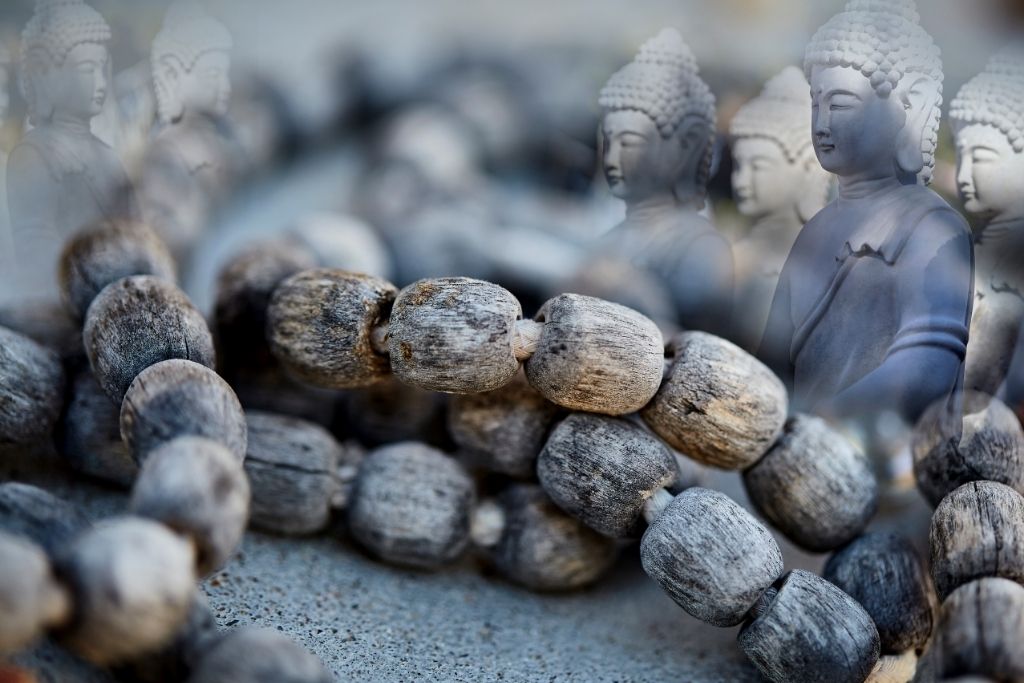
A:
[[602, 108, 696, 203], [956, 123, 1024, 221], [179, 50, 231, 118], [732, 137, 807, 220], [35, 42, 109, 122]]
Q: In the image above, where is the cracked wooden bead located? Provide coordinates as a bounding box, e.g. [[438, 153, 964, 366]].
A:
[[640, 487, 783, 626], [912, 392, 1024, 507], [267, 268, 397, 389], [58, 220, 176, 321], [0, 482, 90, 557], [0, 531, 70, 655], [739, 569, 880, 683], [537, 413, 678, 538], [83, 276, 215, 404], [823, 533, 935, 653], [120, 359, 247, 465], [348, 442, 474, 568], [388, 277, 521, 394], [743, 414, 878, 552], [933, 578, 1024, 681], [186, 627, 332, 683], [523, 294, 663, 415], [930, 480, 1024, 600], [449, 372, 561, 478], [641, 331, 787, 469], [59, 370, 137, 487], [130, 436, 250, 576], [0, 326, 65, 447]]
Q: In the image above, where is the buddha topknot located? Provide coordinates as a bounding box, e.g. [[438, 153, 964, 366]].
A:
[[950, 46, 1024, 153], [729, 66, 814, 164], [21, 0, 111, 66]]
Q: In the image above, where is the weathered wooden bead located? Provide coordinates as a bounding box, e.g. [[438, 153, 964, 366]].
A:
[[537, 413, 678, 538], [58, 220, 177, 321], [640, 487, 783, 626], [866, 651, 918, 683], [130, 436, 250, 575], [449, 372, 561, 478], [267, 268, 397, 389], [341, 376, 447, 446], [739, 569, 880, 683], [0, 300, 83, 363], [912, 392, 1024, 507], [244, 411, 346, 535], [388, 277, 521, 394], [743, 414, 879, 552], [0, 482, 90, 557], [930, 481, 1024, 600], [120, 359, 247, 465], [186, 627, 332, 683], [484, 484, 617, 591], [112, 592, 218, 683], [83, 276, 215, 404], [933, 578, 1024, 681], [348, 442, 474, 568], [641, 331, 787, 469], [0, 531, 70, 654], [58, 516, 197, 665], [59, 370, 137, 486], [523, 293, 663, 415], [823, 533, 935, 653], [0, 326, 65, 446]]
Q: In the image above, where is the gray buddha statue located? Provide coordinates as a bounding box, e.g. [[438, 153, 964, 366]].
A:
[[759, 0, 974, 422], [730, 66, 832, 351]]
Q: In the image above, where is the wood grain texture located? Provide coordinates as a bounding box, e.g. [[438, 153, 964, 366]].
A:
[[0, 326, 65, 447], [58, 370, 137, 487], [0, 482, 90, 558], [933, 577, 1024, 681], [0, 531, 69, 655], [185, 627, 332, 683]]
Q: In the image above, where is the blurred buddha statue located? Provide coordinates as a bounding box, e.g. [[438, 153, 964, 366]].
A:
[[730, 67, 832, 351], [0, 41, 14, 299], [759, 0, 974, 423], [7, 0, 137, 304]]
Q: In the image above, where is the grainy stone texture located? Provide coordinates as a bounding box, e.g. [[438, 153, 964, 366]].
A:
[[524, 294, 663, 415], [58, 220, 177, 321], [267, 268, 396, 389], [120, 359, 247, 465], [0, 326, 65, 447], [823, 533, 935, 653], [537, 413, 678, 538], [743, 414, 879, 552], [640, 487, 783, 627], [449, 372, 561, 479], [130, 436, 251, 576], [0, 531, 70, 654], [186, 627, 333, 683], [348, 442, 474, 568], [388, 278, 521, 394], [0, 482, 90, 557], [58, 370, 137, 487], [912, 392, 1024, 507], [933, 578, 1024, 681], [244, 411, 346, 535], [738, 569, 880, 683], [641, 331, 787, 469], [930, 480, 1024, 600], [83, 276, 215, 404]]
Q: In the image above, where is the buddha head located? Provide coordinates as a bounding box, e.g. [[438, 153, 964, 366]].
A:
[[730, 67, 831, 223], [804, 0, 944, 186], [18, 0, 112, 126], [152, 0, 233, 125], [950, 47, 1024, 222], [598, 28, 716, 208]]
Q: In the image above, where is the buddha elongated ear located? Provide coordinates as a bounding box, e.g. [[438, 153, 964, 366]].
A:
[[896, 75, 941, 179], [154, 54, 185, 124], [21, 48, 56, 124], [673, 115, 713, 202]]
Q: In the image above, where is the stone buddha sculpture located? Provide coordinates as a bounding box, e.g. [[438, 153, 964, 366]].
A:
[[759, 0, 974, 423], [730, 67, 832, 351], [7, 0, 137, 304], [571, 28, 733, 333]]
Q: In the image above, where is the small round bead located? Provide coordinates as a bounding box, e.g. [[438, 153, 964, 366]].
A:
[[0, 531, 70, 655], [83, 276, 215, 404], [930, 481, 1024, 600], [912, 392, 1024, 507], [641, 331, 787, 469], [537, 413, 678, 538], [120, 359, 247, 465], [186, 627, 332, 683], [823, 533, 935, 653], [739, 569, 881, 683], [488, 484, 617, 591], [449, 372, 561, 479], [0, 482, 91, 557], [348, 442, 474, 568], [267, 268, 397, 389], [58, 516, 197, 665], [388, 277, 521, 394], [934, 578, 1024, 681], [112, 592, 218, 683], [244, 411, 345, 535], [523, 293, 663, 415], [640, 487, 783, 626], [0, 326, 65, 446], [130, 436, 250, 576], [58, 220, 177, 321], [743, 414, 879, 552], [59, 370, 138, 486]]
